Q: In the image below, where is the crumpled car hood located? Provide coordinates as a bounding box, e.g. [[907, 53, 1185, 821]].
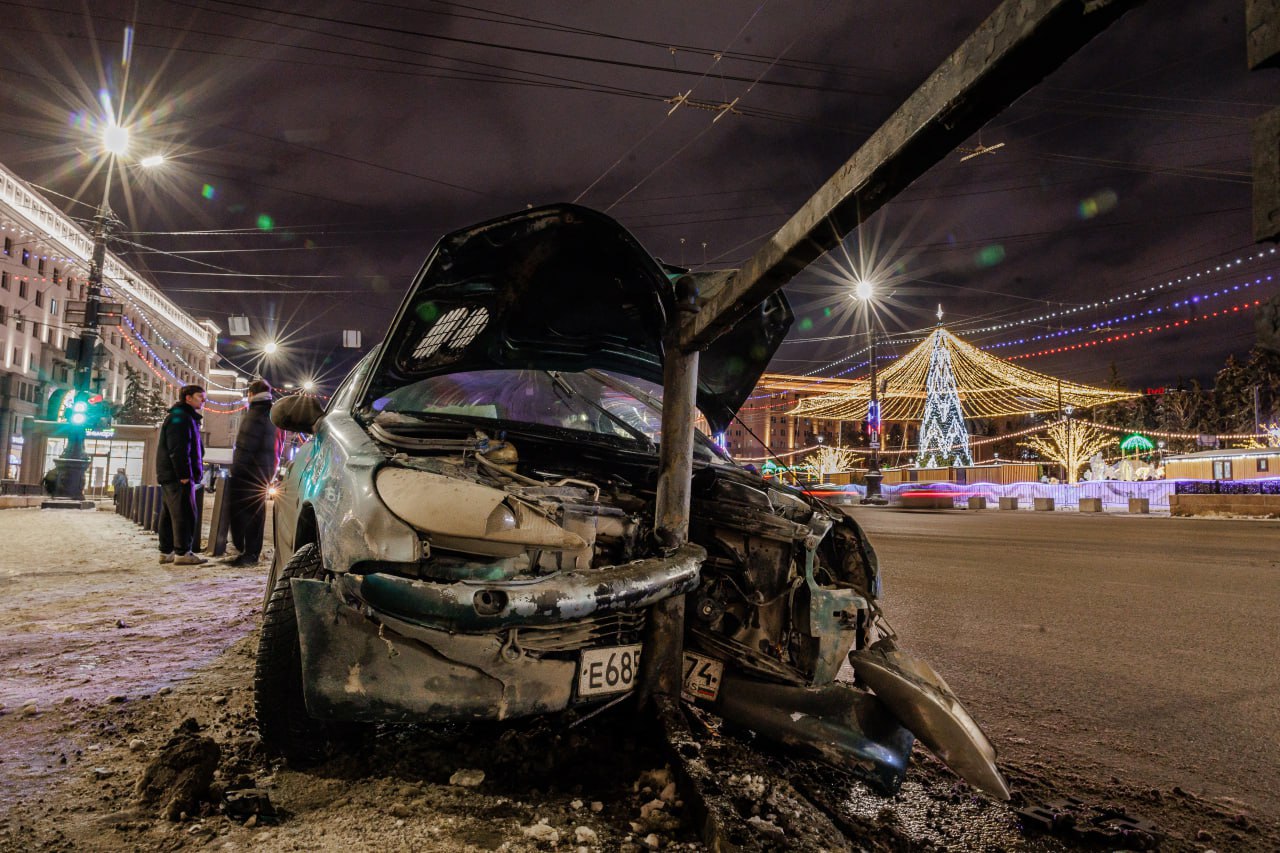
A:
[[360, 204, 793, 433]]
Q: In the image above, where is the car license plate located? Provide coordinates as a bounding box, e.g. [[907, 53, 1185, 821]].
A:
[[578, 645, 642, 697], [682, 651, 724, 701]]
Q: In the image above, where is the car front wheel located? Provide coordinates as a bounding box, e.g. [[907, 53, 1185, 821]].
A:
[[254, 542, 335, 764]]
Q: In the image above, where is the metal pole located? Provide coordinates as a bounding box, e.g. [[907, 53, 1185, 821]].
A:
[[638, 276, 700, 704], [862, 317, 886, 505], [51, 208, 107, 503]]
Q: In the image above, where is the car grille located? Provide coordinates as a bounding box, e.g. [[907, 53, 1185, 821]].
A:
[[514, 610, 646, 653]]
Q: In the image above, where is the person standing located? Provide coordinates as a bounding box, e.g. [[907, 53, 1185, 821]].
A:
[[111, 467, 128, 503], [224, 379, 279, 567], [156, 385, 207, 565]]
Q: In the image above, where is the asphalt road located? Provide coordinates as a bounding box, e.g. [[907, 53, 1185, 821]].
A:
[[842, 506, 1280, 820]]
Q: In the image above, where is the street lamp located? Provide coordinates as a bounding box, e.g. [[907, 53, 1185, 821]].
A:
[[1064, 404, 1075, 483], [51, 122, 139, 504], [854, 279, 887, 505]]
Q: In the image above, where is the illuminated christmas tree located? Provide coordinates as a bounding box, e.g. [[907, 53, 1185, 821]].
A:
[[917, 313, 972, 468]]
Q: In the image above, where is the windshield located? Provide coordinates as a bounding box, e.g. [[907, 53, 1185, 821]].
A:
[[370, 369, 729, 459]]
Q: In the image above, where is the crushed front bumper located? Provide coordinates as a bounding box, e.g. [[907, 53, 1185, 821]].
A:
[[291, 543, 704, 721]]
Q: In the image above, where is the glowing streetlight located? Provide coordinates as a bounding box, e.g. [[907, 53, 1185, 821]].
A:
[[102, 123, 130, 156], [263, 341, 279, 355], [139, 153, 166, 169], [854, 278, 874, 302], [302, 380, 316, 392]]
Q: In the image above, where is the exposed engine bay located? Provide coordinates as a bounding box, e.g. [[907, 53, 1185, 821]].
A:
[[368, 414, 882, 690]]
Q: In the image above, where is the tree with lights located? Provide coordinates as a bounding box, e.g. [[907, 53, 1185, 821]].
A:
[[917, 331, 972, 467], [808, 445, 858, 478], [1020, 420, 1114, 483]]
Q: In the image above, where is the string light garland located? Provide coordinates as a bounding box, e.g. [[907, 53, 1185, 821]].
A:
[[790, 328, 1138, 422], [958, 245, 1278, 336], [1006, 296, 1268, 361], [981, 274, 1274, 353]]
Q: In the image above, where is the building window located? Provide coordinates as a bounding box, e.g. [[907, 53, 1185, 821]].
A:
[[34, 290, 43, 308], [1212, 460, 1233, 480], [53, 267, 60, 284], [19, 281, 27, 299], [0, 306, 5, 324], [1, 270, 7, 290], [37, 257, 46, 275], [49, 298, 57, 315], [2, 237, 9, 255], [1260, 458, 1270, 473], [27, 352, 34, 370], [21, 248, 30, 266]]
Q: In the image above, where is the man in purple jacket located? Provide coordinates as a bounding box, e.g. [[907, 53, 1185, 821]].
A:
[[156, 385, 207, 565]]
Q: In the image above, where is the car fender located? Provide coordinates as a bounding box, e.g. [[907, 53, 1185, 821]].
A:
[[294, 411, 418, 574]]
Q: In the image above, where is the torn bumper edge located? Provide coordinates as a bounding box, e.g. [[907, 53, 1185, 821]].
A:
[[291, 542, 705, 722]]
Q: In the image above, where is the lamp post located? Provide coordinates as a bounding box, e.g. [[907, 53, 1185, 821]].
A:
[[50, 125, 129, 504], [49, 122, 165, 505], [1064, 404, 1075, 483], [855, 279, 887, 505]]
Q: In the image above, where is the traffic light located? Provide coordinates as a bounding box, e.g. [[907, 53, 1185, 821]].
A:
[[54, 390, 113, 430]]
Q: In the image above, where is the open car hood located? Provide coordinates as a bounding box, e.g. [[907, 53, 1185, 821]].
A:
[[361, 204, 792, 433]]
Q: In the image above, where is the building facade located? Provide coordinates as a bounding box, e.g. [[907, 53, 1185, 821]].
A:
[[0, 161, 239, 490]]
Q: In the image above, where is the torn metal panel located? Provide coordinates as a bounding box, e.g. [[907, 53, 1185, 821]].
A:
[[343, 542, 704, 632], [713, 671, 915, 796], [849, 640, 1010, 800], [293, 578, 576, 721]]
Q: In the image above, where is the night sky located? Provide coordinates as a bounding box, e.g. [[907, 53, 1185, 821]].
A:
[[0, 0, 1275, 393]]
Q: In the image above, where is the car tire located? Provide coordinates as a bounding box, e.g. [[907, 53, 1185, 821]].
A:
[[254, 542, 334, 765]]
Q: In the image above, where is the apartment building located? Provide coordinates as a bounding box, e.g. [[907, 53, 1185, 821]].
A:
[[0, 161, 237, 489]]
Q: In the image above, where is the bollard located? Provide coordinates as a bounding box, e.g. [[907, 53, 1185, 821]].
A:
[[1034, 497, 1055, 511], [149, 486, 163, 532], [1128, 497, 1150, 514], [207, 484, 232, 556], [1078, 498, 1104, 513], [192, 486, 205, 552], [967, 496, 987, 510], [140, 486, 153, 528], [999, 496, 1019, 510]]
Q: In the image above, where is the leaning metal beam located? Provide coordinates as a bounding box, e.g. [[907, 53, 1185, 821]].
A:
[[681, 0, 1144, 352]]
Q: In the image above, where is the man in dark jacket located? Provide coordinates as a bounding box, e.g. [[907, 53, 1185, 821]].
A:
[[156, 385, 207, 565], [224, 379, 279, 567]]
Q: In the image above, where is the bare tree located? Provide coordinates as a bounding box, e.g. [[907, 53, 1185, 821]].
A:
[[1021, 421, 1113, 483], [807, 445, 858, 478]]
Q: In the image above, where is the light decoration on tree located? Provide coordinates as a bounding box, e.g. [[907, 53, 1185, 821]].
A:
[[806, 445, 859, 478], [1020, 420, 1114, 483], [790, 327, 1138, 422], [916, 328, 972, 467]]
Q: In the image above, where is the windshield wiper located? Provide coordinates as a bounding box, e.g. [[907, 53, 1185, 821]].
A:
[[546, 371, 657, 451]]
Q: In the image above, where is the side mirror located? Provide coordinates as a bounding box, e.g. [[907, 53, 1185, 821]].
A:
[[270, 395, 326, 435]]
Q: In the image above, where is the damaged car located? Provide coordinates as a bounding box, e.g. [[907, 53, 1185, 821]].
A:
[[256, 203, 1008, 800]]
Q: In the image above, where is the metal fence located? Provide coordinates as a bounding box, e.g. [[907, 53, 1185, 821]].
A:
[[1174, 478, 1280, 495]]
